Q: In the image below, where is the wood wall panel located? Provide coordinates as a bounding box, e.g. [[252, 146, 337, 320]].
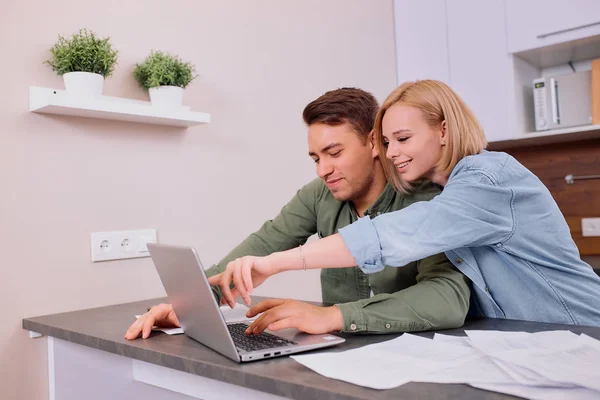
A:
[[502, 138, 600, 256]]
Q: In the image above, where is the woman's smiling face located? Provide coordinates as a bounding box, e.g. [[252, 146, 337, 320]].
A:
[[381, 103, 447, 186]]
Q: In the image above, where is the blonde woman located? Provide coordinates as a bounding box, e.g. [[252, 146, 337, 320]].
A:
[[211, 80, 600, 333]]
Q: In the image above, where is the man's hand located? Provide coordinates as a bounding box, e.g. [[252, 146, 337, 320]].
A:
[[243, 299, 344, 335], [207, 255, 278, 307], [124, 303, 180, 340]]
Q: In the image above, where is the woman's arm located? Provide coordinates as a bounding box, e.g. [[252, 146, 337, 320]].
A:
[[340, 170, 514, 273], [210, 169, 514, 307], [208, 234, 356, 307], [271, 234, 356, 271]]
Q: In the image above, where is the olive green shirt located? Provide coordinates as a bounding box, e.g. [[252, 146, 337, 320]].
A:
[[206, 179, 470, 333]]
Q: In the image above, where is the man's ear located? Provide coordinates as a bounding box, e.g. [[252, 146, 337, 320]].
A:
[[368, 130, 379, 158]]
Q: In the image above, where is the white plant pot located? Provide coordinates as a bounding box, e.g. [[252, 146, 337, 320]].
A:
[[149, 86, 184, 108], [63, 72, 104, 97]]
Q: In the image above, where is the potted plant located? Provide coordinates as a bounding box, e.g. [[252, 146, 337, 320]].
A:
[[45, 28, 118, 97], [134, 51, 195, 108]]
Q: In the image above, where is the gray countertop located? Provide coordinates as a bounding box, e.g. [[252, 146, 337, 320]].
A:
[[22, 297, 600, 400]]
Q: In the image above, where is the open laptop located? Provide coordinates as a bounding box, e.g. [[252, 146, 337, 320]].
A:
[[147, 243, 345, 362]]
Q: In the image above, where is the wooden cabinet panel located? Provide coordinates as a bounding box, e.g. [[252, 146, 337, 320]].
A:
[[505, 138, 600, 255]]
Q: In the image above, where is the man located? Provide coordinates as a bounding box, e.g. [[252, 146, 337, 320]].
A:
[[125, 88, 470, 340]]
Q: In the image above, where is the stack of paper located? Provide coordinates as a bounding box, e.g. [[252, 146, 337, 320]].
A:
[[291, 330, 600, 399]]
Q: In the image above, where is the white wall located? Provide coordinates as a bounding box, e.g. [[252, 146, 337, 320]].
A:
[[0, 1, 398, 398]]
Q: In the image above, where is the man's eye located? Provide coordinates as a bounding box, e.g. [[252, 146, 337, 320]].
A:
[[330, 151, 342, 157], [313, 158, 320, 164]]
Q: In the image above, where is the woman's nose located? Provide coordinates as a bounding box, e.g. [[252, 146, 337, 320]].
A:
[[386, 144, 397, 160]]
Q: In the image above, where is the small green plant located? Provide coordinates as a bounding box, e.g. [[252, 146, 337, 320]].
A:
[[45, 28, 118, 77], [134, 51, 195, 89]]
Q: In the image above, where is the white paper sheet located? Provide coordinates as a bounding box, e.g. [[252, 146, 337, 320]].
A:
[[470, 383, 600, 400], [291, 333, 481, 390], [134, 304, 258, 335], [291, 330, 600, 398], [436, 334, 569, 386], [466, 330, 600, 393], [427, 334, 526, 384], [430, 334, 598, 399]]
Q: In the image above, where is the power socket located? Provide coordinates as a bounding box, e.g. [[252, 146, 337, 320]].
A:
[[90, 229, 157, 262], [582, 218, 600, 237]]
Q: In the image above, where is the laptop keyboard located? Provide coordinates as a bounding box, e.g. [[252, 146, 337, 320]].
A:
[[227, 323, 297, 352]]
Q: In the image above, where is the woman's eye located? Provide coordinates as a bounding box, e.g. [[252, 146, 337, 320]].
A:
[[398, 137, 408, 142], [382, 141, 389, 147]]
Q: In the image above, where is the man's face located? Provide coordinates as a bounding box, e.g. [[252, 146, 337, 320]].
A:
[[308, 122, 378, 202]]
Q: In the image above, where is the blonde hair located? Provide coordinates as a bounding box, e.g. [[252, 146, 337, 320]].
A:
[[374, 80, 487, 193]]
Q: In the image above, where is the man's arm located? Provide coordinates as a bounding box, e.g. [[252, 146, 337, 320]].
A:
[[126, 180, 323, 340], [335, 253, 470, 333], [207, 179, 323, 301]]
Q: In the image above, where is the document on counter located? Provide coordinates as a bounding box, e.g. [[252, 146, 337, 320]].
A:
[[134, 304, 258, 335], [432, 334, 599, 400], [465, 330, 600, 393], [470, 383, 600, 400], [291, 333, 481, 390], [291, 330, 600, 399], [432, 334, 569, 386], [428, 334, 547, 385]]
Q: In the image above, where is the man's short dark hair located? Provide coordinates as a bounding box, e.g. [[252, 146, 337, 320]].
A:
[[302, 88, 379, 143]]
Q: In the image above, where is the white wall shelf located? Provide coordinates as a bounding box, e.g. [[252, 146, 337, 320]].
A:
[[488, 124, 600, 150], [29, 86, 211, 127]]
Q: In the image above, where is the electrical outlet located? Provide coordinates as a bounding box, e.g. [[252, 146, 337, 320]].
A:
[[90, 229, 157, 262], [582, 218, 600, 237]]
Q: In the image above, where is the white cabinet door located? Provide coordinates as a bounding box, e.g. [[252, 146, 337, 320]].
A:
[[393, 0, 449, 84], [447, 0, 514, 142], [506, 0, 600, 53]]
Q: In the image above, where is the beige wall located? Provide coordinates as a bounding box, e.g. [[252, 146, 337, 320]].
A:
[[0, 1, 397, 398]]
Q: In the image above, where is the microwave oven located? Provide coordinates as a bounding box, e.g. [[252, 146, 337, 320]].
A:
[[533, 70, 592, 131]]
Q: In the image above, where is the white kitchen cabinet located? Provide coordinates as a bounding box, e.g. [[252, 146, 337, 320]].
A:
[[446, 0, 514, 142], [505, 0, 600, 53], [392, 0, 600, 146], [393, 0, 449, 84]]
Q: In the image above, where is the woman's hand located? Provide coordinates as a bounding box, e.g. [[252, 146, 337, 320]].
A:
[[209, 235, 356, 307], [208, 255, 279, 307]]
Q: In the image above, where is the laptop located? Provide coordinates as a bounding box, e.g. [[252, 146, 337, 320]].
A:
[[147, 243, 345, 362]]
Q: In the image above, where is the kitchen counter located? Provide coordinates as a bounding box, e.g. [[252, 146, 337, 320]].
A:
[[23, 296, 600, 400]]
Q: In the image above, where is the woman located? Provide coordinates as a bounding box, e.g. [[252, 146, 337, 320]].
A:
[[211, 80, 600, 326]]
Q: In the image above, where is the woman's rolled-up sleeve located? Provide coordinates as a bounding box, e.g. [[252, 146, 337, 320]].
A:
[[339, 170, 515, 273]]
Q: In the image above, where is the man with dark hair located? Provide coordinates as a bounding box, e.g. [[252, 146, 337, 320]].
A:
[[126, 88, 470, 340]]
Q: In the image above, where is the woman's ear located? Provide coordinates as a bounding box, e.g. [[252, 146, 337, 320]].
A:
[[440, 121, 448, 146]]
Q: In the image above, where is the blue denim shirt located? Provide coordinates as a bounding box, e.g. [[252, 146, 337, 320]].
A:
[[339, 151, 600, 326]]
